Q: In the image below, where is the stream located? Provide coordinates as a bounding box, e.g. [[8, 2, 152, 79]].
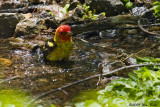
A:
[[0, 0, 160, 106], [0, 29, 160, 106]]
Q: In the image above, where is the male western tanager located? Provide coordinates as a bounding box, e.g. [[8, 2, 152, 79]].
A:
[[33, 25, 73, 62]]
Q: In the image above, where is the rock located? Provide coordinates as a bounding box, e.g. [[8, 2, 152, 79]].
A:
[[132, 6, 149, 16], [72, 7, 83, 17], [46, 0, 54, 4], [0, 57, 12, 67], [0, 2, 13, 10], [56, 0, 69, 7], [97, 12, 106, 20], [68, 0, 81, 10], [132, 6, 154, 20], [14, 18, 47, 37], [14, 11, 58, 37], [37, 11, 58, 29], [78, 0, 85, 4], [28, 0, 41, 4], [13, 37, 25, 43], [0, 0, 28, 10], [60, 16, 84, 25], [22, 13, 33, 19], [0, 13, 24, 38], [28, 0, 48, 4], [140, 0, 157, 7], [9, 37, 38, 50], [36, 4, 66, 21], [85, 0, 125, 16]]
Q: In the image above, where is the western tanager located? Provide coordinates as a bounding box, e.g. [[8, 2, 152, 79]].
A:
[[33, 25, 73, 62]]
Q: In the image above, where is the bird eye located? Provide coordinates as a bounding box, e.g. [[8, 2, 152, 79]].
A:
[[60, 32, 63, 34]]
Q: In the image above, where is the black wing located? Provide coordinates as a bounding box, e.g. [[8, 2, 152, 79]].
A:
[[42, 39, 57, 61], [31, 39, 57, 62]]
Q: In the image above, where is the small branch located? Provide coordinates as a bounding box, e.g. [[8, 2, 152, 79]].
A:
[[0, 76, 19, 84], [138, 18, 159, 36], [122, 43, 160, 62], [102, 64, 160, 76], [58, 88, 68, 96], [26, 63, 160, 107], [75, 37, 89, 43], [121, 48, 146, 62]]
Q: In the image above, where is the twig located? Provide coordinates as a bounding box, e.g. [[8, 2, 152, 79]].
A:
[[75, 37, 89, 43], [138, 18, 159, 36], [26, 63, 160, 107], [121, 48, 146, 62], [102, 63, 160, 76], [122, 43, 160, 62], [58, 88, 68, 96], [0, 76, 19, 84]]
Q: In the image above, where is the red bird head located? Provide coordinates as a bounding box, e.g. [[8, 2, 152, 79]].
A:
[[55, 25, 73, 42]]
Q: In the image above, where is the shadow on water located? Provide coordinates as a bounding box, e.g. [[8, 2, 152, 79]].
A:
[[0, 30, 160, 106], [46, 61, 76, 69]]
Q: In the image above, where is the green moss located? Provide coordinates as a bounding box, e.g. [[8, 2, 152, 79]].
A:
[[0, 89, 31, 107]]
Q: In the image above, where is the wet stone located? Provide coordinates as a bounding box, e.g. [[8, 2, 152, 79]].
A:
[[0, 13, 24, 38], [0, 57, 12, 67], [86, 0, 125, 16]]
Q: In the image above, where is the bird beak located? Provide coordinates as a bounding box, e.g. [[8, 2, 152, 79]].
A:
[[66, 31, 73, 36]]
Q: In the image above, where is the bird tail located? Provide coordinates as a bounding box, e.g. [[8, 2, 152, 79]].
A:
[[32, 45, 41, 55], [31, 45, 44, 62]]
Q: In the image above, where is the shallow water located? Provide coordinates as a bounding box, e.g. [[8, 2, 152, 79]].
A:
[[0, 32, 160, 106]]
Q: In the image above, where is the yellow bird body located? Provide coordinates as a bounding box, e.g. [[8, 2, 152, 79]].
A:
[[45, 40, 73, 61]]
